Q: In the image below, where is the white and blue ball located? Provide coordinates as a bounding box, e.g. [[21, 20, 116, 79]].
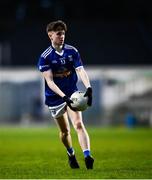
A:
[[70, 91, 88, 111]]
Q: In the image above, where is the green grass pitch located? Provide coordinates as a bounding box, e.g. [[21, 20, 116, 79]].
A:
[[0, 126, 152, 179]]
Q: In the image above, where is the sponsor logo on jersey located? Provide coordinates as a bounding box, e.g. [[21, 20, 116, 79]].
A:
[[68, 55, 73, 61], [52, 60, 58, 64], [39, 65, 50, 70]]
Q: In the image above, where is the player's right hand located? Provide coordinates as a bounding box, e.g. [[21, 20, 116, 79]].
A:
[[62, 96, 77, 111]]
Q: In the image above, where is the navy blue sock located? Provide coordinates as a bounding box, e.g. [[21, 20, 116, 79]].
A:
[[67, 147, 74, 156], [83, 149, 91, 158]]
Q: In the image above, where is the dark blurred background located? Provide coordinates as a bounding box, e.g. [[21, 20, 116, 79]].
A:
[[1, 0, 152, 127], [0, 0, 152, 66]]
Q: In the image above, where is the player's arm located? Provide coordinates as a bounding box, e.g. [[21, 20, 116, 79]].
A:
[[38, 56, 74, 107], [76, 66, 92, 106], [42, 69, 76, 110], [76, 66, 91, 88], [42, 69, 65, 97]]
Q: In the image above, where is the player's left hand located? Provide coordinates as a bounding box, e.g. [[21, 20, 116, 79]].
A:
[[84, 87, 92, 106]]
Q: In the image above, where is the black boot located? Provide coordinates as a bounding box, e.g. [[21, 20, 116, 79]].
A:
[[85, 156, 94, 169], [67, 154, 80, 169]]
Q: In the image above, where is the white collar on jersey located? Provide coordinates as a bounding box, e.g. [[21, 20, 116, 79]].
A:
[[55, 50, 64, 56], [51, 44, 64, 56]]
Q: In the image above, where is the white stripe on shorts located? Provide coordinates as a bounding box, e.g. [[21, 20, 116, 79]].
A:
[[48, 102, 66, 118]]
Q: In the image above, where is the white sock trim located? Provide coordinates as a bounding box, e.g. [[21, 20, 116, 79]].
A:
[[67, 150, 75, 156], [83, 149, 90, 152]]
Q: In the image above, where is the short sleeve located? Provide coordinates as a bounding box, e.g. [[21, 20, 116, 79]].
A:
[[73, 49, 83, 69], [37, 56, 51, 72]]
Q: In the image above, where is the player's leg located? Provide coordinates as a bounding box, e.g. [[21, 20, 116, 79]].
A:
[[49, 103, 73, 152], [67, 108, 90, 150], [67, 107, 94, 169], [54, 112, 80, 168], [54, 112, 72, 150]]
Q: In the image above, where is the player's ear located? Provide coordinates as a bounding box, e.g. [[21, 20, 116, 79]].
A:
[[48, 31, 53, 40]]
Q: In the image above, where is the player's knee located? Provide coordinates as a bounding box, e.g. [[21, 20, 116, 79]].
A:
[[60, 129, 70, 138], [75, 122, 83, 131]]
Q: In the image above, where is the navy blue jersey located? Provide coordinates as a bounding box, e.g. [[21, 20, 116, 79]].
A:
[[37, 44, 83, 106]]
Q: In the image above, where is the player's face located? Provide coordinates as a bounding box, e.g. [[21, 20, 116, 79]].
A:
[[48, 30, 65, 46]]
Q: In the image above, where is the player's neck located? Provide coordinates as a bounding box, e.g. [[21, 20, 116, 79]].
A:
[[52, 43, 63, 53]]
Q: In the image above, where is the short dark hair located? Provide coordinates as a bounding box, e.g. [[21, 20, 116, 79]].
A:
[[46, 20, 67, 33]]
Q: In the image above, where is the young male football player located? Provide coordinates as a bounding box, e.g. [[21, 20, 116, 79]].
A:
[[37, 20, 94, 169]]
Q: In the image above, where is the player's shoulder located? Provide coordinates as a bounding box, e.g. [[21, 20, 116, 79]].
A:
[[40, 46, 53, 59], [64, 44, 78, 53]]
